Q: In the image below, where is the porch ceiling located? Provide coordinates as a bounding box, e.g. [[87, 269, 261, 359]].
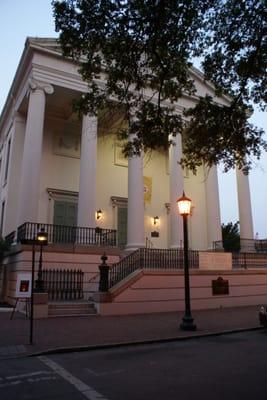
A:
[[19, 85, 126, 135]]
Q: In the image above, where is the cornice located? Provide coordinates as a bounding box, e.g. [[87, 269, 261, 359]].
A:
[[31, 63, 88, 93]]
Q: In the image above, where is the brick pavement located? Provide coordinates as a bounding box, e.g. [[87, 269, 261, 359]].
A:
[[0, 305, 263, 359]]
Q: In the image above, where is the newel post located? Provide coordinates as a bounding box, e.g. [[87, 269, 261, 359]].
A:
[[99, 254, 109, 292]]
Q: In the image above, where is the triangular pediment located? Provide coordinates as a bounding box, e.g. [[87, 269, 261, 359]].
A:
[[26, 37, 230, 105]]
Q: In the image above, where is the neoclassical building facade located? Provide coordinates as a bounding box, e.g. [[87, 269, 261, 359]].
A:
[[0, 37, 254, 251]]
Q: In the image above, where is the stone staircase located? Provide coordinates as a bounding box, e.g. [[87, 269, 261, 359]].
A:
[[48, 301, 97, 317]]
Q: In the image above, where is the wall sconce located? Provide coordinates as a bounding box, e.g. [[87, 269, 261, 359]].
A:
[[153, 216, 159, 226], [96, 209, 102, 220]]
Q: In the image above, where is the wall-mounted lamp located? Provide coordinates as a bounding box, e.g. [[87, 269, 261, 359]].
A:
[[96, 209, 102, 220], [153, 216, 159, 226]]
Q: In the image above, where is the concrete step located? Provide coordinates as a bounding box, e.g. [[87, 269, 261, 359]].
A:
[[49, 302, 93, 309], [48, 313, 96, 318], [48, 302, 97, 317]]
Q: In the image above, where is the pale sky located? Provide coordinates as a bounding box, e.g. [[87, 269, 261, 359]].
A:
[[1, 0, 267, 237]]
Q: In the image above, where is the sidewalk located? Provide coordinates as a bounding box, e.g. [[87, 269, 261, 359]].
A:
[[0, 305, 263, 359]]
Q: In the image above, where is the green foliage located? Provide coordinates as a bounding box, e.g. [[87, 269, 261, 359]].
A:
[[202, 0, 267, 110], [53, 0, 267, 172], [222, 222, 241, 252], [0, 237, 9, 264]]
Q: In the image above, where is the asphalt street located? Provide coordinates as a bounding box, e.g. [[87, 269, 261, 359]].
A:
[[1, 330, 267, 400]]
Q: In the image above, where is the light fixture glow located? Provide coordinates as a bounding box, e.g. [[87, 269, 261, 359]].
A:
[[153, 216, 159, 226], [37, 228, 48, 244], [96, 209, 102, 220], [177, 192, 192, 216]]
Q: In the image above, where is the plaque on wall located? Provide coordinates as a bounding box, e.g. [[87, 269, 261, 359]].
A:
[[151, 231, 159, 238], [212, 277, 229, 296]]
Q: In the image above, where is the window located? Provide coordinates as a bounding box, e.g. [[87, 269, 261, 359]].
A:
[[4, 139, 11, 183]]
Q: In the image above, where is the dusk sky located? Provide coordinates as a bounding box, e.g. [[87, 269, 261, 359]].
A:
[[1, 0, 266, 237]]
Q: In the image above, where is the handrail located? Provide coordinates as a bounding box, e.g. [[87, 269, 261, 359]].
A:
[[109, 249, 141, 288], [15, 222, 117, 247], [213, 238, 267, 253], [232, 252, 267, 269], [5, 230, 16, 246], [108, 248, 199, 289]]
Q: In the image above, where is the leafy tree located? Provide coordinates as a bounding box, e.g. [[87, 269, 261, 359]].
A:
[[221, 222, 241, 252], [52, 0, 267, 172]]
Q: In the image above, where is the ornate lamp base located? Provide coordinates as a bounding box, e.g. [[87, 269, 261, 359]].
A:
[[180, 315, 197, 331]]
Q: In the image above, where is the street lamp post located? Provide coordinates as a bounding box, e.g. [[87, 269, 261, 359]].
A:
[[35, 228, 48, 292], [29, 242, 35, 345], [177, 192, 196, 331]]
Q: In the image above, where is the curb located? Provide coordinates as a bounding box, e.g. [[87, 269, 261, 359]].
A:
[[28, 325, 265, 358]]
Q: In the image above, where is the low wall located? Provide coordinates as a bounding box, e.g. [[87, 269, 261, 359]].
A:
[[97, 269, 267, 315], [199, 252, 232, 270]]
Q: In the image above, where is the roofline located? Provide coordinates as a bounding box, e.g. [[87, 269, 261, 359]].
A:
[[190, 65, 232, 104], [0, 37, 62, 133], [0, 37, 232, 133]]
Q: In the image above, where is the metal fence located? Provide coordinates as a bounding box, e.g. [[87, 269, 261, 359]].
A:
[[16, 222, 117, 247], [213, 239, 267, 253], [43, 269, 84, 301], [232, 253, 267, 269], [108, 247, 199, 289], [4, 230, 15, 246]]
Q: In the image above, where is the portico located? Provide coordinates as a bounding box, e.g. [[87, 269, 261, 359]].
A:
[[0, 37, 255, 251]]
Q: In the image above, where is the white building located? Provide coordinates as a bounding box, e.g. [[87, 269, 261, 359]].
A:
[[0, 37, 254, 251]]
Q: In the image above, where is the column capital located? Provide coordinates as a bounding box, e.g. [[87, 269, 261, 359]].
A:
[[28, 79, 54, 95]]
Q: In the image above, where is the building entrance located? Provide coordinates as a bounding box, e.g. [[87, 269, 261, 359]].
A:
[[53, 200, 78, 243], [117, 207, 127, 248]]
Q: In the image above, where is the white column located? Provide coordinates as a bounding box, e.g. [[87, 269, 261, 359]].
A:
[[17, 80, 53, 225], [77, 114, 98, 228], [205, 165, 222, 249], [126, 135, 145, 250], [169, 133, 183, 248], [236, 167, 254, 242]]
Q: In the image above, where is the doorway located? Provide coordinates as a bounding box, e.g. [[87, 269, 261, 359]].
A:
[[117, 206, 127, 248], [53, 200, 78, 243]]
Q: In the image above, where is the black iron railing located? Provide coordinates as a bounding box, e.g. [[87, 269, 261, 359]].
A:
[[232, 253, 267, 269], [5, 230, 16, 246], [213, 238, 267, 253], [109, 249, 140, 288], [108, 248, 199, 289], [16, 222, 117, 247], [43, 268, 84, 300]]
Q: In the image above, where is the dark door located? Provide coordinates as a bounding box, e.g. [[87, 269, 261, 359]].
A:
[[53, 201, 78, 243], [117, 207, 127, 248]]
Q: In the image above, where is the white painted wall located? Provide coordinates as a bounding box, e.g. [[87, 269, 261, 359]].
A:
[[2, 114, 211, 249]]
